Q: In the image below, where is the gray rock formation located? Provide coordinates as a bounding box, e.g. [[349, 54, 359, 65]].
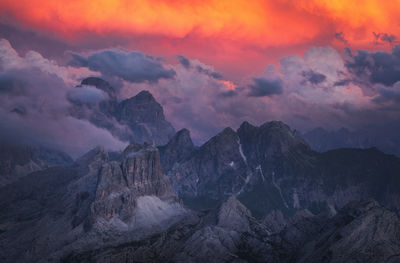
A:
[[89, 142, 178, 230], [69, 77, 175, 145], [61, 197, 400, 263], [0, 142, 185, 263], [62, 196, 276, 263]]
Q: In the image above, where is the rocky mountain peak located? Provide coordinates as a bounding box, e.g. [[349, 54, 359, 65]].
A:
[[90, 141, 177, 229], [121, 141, 155, 159], [260, 120, 290, 129], [219, 126, 236, 136], [238, 120, 257, 134], [115, 90, 175, 145], [76, 146, 108, 169], [132, 90, 156, 102], [163, 129, 194, 150], [203, 127, 238, 149], [80, 77, 117, 100], [293, 199, 400, 263], [159, 129, 195, 172], [70, 78, 176, 145]]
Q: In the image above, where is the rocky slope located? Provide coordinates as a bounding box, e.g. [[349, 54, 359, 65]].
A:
[[61, 196, 276, 263], [277, 200, 400, 263], [0, 142, 73, 186], [161, 121, 400, 218], [69, 77, 175, 145], [0, 142, 186, 263]]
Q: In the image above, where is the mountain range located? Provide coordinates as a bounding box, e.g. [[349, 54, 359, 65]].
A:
[[302, 126, 400, 157], [1, 79, 400, 262]]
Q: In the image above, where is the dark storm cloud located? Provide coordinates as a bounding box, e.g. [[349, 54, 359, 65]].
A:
[[373, 83, 400, 104], [0, 68, 66, 99], [335, 32, 348, 44], [177, 55, 191, 68], [302, 70, 327, 85], [346, 45, 400, 86], [218, 90, 237, 98], [247, 77, 283, 97], [381, 34, 397, 44], [195, 65, 223, 79], [70, 50, 176, 83], [373, 32, 397, 45], [0, 23, 72, 61], [333, 79, 351, 86], [0, 40, 127, 157]]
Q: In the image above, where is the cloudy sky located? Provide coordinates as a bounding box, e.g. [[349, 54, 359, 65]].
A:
[[1, 0, 400, 156]]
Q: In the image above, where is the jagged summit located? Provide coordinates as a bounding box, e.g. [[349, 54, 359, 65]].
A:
[[80, 77, 117, 100], [76, 146, 108, 167], [159, 128, 195, 172], [115, 89, 176, 144], [238, 120, 257, 133], [131, 90, 157, 102], [70, 77, 176, 145]]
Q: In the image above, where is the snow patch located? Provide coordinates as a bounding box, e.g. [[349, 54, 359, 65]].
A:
[[256, 165, 265, 182], [237, 138, 247, 164], [293, 189, 300, 209], [272, 172, 289, 208], [236, 174, 251, 196], [229, 161, 235, 167]]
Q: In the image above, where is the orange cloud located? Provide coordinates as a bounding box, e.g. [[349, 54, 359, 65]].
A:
[[2, 0, 399, 47], [1, 0, 399, 79]]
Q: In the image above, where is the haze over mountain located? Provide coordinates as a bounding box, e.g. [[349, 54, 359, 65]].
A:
[[303, 126, 400, 157], [69, 77, 175, 145]]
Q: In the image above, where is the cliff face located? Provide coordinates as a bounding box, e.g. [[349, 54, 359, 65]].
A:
[[90, 142, 177, 228]]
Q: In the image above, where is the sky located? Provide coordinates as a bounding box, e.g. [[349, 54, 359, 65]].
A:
[[1, 0, 400, 156]]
